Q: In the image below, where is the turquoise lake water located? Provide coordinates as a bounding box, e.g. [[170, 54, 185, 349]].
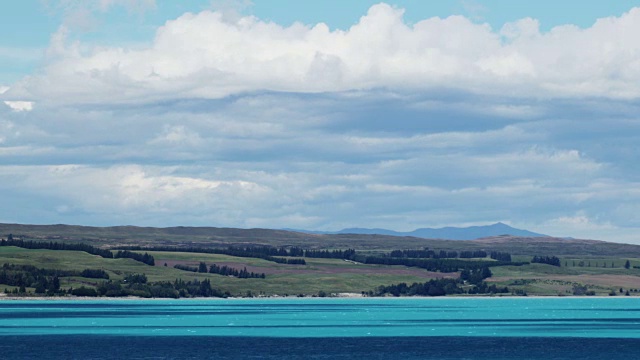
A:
[[0, 297, 639, 359]]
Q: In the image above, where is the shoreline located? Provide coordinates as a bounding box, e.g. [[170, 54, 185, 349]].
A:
[[0, 293, 629, 301]]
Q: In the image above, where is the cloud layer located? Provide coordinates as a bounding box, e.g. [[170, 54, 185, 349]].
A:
[[6, 3, 640, 104], [1, 3, 640, 244]]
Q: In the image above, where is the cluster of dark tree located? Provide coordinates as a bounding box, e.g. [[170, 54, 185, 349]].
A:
[[217, 246, 297, 257], [208, 263, 265, 278], [387, 249, 487, 259], [80, 269, 109, 279], [572, 285, 596, 296], [371, 278, 464, 297], [459, 266, 508, 295], [173, 264, 199, 272], [388, 249, 434, 258], [114, 250, 155, 265], [459, 250, 489, 258], [115, 245, 305, 265], [617, 287, 639, 296], [282, 258, 306, 265], [0, 265, 62, 295], [490, 251, 512, 262], [387, 248, 460, 259], [0, 264, 107, 295], [568, 260, 621, 268], [460, 267, 493, 285], [249, 246, 357, 260], [218, 246, 308, 264], [385, 249, 513, 262], [531, 255, 561, 267], [304, 249, 357, 260], [124, 273, 148, 283], [356, 256, 527, 273], [370, 276, 508, 297], [1, 236, 113, 258], [173, 262, 265, 279], [73, 275, 230, 298]]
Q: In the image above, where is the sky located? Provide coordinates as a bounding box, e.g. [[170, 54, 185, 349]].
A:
[[2, 1, 640, 244]]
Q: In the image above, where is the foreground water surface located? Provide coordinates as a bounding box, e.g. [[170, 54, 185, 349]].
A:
[[1, 297, 638, 359]]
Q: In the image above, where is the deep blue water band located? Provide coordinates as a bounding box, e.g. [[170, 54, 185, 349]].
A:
[[2, 335, 639, 360]]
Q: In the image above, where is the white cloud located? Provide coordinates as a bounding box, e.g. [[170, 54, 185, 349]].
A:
[[1, 84, 35, 112], [500, 17, 540, 40], [4, 164, 269, 216], [10, 3, 640, 105], [476, 52, 535, 77], [3, 101, 34, 112], [343, 125, 540, 152]]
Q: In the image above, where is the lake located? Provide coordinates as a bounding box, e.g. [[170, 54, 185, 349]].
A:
[[1, 297, 638, 359]]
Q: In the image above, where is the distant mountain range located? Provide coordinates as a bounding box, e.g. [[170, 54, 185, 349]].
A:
[[287, 222, 548, 241]]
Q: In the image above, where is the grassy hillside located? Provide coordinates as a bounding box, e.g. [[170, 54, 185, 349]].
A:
[[0, 245, 639, 297], [1, 223, 640, 257], [1, 223, 639, 298], [0, 247, 451, 296]]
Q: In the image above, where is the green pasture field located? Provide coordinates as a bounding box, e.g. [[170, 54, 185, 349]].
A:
[[489, 259, 640, 295], [1, 246, 639, 297], [0, 247, 447, 296]]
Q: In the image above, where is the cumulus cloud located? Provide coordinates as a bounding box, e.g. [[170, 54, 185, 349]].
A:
[[2, 3, 640, 243], [0, 164, 270, 221], [6, 3, 640, 104]]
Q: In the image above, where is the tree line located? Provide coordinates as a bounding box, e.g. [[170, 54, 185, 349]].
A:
[[115, 245, 306, 265], [369, 269, 509, 297], [80, 269, 110, 279], [114, 245, 507, 265], [114, 250, 155, 265], [173, 262, 266, 279], [303, 249, 357, 260], [0, 235, 529, 271], [384, 249, 513, 261], [1, 236, 156, 266], [531, 255, 561, 267], [355, 256, 527, 273], [388, 249, 461, 259], [490, 251, 512, 262], [81, 275, 230, 298], [1, 236, 113, 258], [370, 278, 464, 297]]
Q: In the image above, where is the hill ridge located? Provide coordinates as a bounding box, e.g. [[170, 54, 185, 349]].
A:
[[287, 222, 547, 240]]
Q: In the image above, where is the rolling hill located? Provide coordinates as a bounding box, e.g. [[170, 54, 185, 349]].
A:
[[0, 222, 639, 257]]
